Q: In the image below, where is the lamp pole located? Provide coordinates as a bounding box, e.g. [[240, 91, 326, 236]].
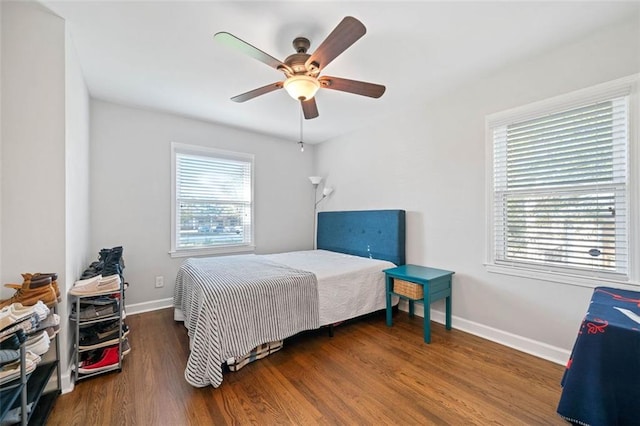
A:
[[309, 177, 333, 250], [309, 176, 323, 249], [313, 183, 319, 249]]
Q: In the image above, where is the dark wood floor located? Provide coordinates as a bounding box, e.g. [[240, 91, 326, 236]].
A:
[[47, 308, 567, 425]]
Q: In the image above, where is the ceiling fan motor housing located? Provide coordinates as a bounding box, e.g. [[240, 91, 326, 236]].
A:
[[285, 37, 320, 76], [285, 52, 312, 74]]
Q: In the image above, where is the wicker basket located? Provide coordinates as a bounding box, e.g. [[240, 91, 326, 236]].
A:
[[394, 279, 423, 299]]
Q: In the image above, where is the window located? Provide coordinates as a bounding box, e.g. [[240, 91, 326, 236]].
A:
[[486, 75, 638, 285], [171, 143, 254, 257]]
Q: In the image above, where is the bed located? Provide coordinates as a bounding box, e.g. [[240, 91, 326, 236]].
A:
[[173, 209, 406, 387]]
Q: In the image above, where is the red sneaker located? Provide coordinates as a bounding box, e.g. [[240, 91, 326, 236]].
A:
[[78, 346, 120, 374]]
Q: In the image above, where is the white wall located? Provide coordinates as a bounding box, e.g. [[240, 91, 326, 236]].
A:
[[1, 1, 66, 294], [315, 17, 640, 363], [1, 0, 91, 392], [0, 1, 3, 284], [63, 27, 91, 389], [90, 100, 315, 310]]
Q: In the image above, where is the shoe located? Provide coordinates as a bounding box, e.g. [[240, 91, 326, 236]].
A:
[[33, 313, 60, 333], [103, 246, 124, 271], [43, 326, 60, 340], [4, 273, 62, 303], [70, 274, 121, 296], [79, 322, 129, 350], [80, 296, 118, 306], [92, 320, 129, 339], [13, 301, 49, 322], [0, 306, 13, 331], [0, 351, 40, 386], [74, 275, 102, 288], [71, 301, 118, 321], [0, 349, 19, 366], [0, 275, 57, 309], [25, 331, 50, 355], [79, 246, 125, 280], [77, 346, 120, 374], [2, 403, 33, 425], [0, 330, 26, 350], [0, 304, 30, 331], [121, 338, 131, 357], [0, 301, 49, 331], [80, 263, 103, 280], [0, 315, 39, 341]]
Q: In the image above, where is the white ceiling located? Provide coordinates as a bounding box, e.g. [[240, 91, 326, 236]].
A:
[[42, 1, 638, 144]]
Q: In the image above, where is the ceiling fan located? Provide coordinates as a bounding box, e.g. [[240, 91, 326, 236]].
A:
[[214, 16, 386, 120]]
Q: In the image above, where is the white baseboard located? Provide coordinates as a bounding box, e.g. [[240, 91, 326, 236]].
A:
[[125, 297, 174, 316], [398, 300, 570, 366], [118, 297, 569, 366], [61, 370, 74, 394]]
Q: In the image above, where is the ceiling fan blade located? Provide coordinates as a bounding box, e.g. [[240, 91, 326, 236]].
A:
[[214, 32, 291, 73], [319, 76, 386, 98], [301, 98, 319, 119], [231, 82, 283, 103], [305, 16, 366, 72]]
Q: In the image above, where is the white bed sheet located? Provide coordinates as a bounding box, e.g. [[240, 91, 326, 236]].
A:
[[263, 249, 399, 326]]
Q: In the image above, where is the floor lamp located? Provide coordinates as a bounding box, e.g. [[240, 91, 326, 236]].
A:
[[309, 176, 334, 249]]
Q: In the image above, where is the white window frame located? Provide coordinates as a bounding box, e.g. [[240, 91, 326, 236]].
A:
[[170, 142, 255, 258], [485, 75, 639, 288]]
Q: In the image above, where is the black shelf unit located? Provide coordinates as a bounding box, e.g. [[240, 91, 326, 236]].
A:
[[21, 361, 59, 425], [0, 306, 61, 426]]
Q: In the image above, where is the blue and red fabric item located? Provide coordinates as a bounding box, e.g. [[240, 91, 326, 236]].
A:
[[557, 286, 640, 426]]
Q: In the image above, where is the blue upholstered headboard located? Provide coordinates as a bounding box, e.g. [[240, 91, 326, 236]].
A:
[[317, 210, 406, 266]]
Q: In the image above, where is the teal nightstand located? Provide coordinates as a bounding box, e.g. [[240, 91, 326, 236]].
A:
[[384, 264, 454, 343]]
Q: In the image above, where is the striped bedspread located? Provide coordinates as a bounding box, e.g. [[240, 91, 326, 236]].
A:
[[174, 255, 319, 387]]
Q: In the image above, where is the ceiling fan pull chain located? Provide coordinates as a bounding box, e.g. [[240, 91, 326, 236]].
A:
[[299, 107, 304, 152]]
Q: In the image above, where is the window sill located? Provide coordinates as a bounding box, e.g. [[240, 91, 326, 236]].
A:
[[169, 245, 255, 258], [485, 263, 640, 290]]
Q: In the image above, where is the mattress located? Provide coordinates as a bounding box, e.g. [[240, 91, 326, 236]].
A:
[[263, 249, 399, 325], [174, 249, 399, 325]]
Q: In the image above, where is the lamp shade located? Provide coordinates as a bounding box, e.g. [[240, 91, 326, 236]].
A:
[[322, 187, 334, 196], [284, 75, 320, 101], [309, 176, 323, 185]]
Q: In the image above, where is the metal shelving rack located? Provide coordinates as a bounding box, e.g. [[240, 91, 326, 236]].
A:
[[70, 284, 125, 382], [0, 306, 61, 426]]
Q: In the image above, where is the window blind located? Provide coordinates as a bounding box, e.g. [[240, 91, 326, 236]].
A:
[[493, 97, 628, 275], [175, 152, 253, 250]]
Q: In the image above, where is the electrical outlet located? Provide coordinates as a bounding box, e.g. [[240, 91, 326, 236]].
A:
[[155, 276, 164, 288]]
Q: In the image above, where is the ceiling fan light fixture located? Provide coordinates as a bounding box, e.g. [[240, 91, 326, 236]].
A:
[[284, 75, 320, 101]]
